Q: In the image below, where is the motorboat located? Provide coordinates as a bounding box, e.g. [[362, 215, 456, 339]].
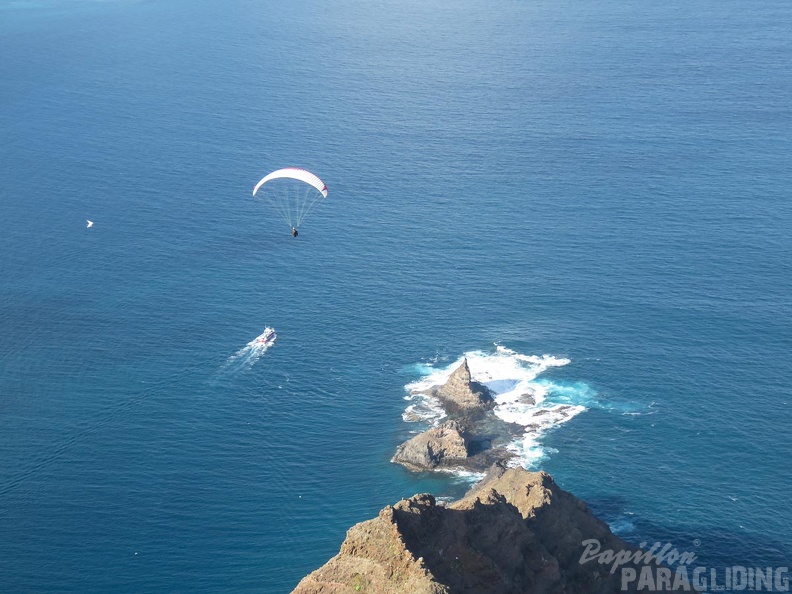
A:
[[249, 327, 276, 347]]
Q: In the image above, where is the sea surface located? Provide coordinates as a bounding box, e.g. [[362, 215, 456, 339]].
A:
[[1, 0, 791, 591]]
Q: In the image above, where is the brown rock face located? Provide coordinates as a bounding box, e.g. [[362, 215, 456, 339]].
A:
[[392, 419, 516, 473], [392, 420, 470, 471], [293, 467, 681, 594], [292, 498, 446, 594], [433, 359, 494, 415]]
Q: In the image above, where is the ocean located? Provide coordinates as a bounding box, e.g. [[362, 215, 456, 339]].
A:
[[1, 0, 790, 591]]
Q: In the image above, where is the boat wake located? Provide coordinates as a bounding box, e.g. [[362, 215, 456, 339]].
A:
[[221, 327, 277, 372], [403, 345, 594, 470]]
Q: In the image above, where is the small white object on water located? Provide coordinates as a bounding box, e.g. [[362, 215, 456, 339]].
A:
[[86, 220, 94, 228]]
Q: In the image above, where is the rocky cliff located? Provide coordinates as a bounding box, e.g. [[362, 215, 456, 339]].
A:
[[293, 466, 679, 594]]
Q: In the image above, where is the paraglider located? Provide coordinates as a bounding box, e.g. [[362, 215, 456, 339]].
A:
[[252, 168, 328, 236]]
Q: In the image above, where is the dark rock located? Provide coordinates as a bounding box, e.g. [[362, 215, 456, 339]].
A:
[[518, 392, 536, 405]]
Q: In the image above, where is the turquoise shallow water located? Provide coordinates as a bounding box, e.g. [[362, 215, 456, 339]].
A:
[[1, 0, 791, 591]]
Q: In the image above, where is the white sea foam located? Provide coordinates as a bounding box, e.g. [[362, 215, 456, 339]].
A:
[[402, 345, 592, 471], [401, 394, 446, 424], [435, 467, 486, 483], [608, 515, 636, 536]]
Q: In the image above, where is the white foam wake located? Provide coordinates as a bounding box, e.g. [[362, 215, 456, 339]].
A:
[[222, 328, 277, 371], [402, 345, 591, 470]]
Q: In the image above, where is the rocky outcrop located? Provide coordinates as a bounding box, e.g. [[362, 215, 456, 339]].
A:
[[426, 359, 494, 416], [392, 420, 516, 473], [392, 420, 471, 471], [293, 466, 678, 593], [394, 360, 512, 472], [391, 421, 514, 472]]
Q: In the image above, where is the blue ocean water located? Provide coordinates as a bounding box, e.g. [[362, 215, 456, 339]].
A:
[[1, 0, 790, 591]]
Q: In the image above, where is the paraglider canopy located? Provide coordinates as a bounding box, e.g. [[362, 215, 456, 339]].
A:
[[253, 168, 328, 198], [252, 167, 328, 232]]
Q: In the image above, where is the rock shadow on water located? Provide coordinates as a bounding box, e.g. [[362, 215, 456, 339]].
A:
[[585, 494, 791, 575]]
